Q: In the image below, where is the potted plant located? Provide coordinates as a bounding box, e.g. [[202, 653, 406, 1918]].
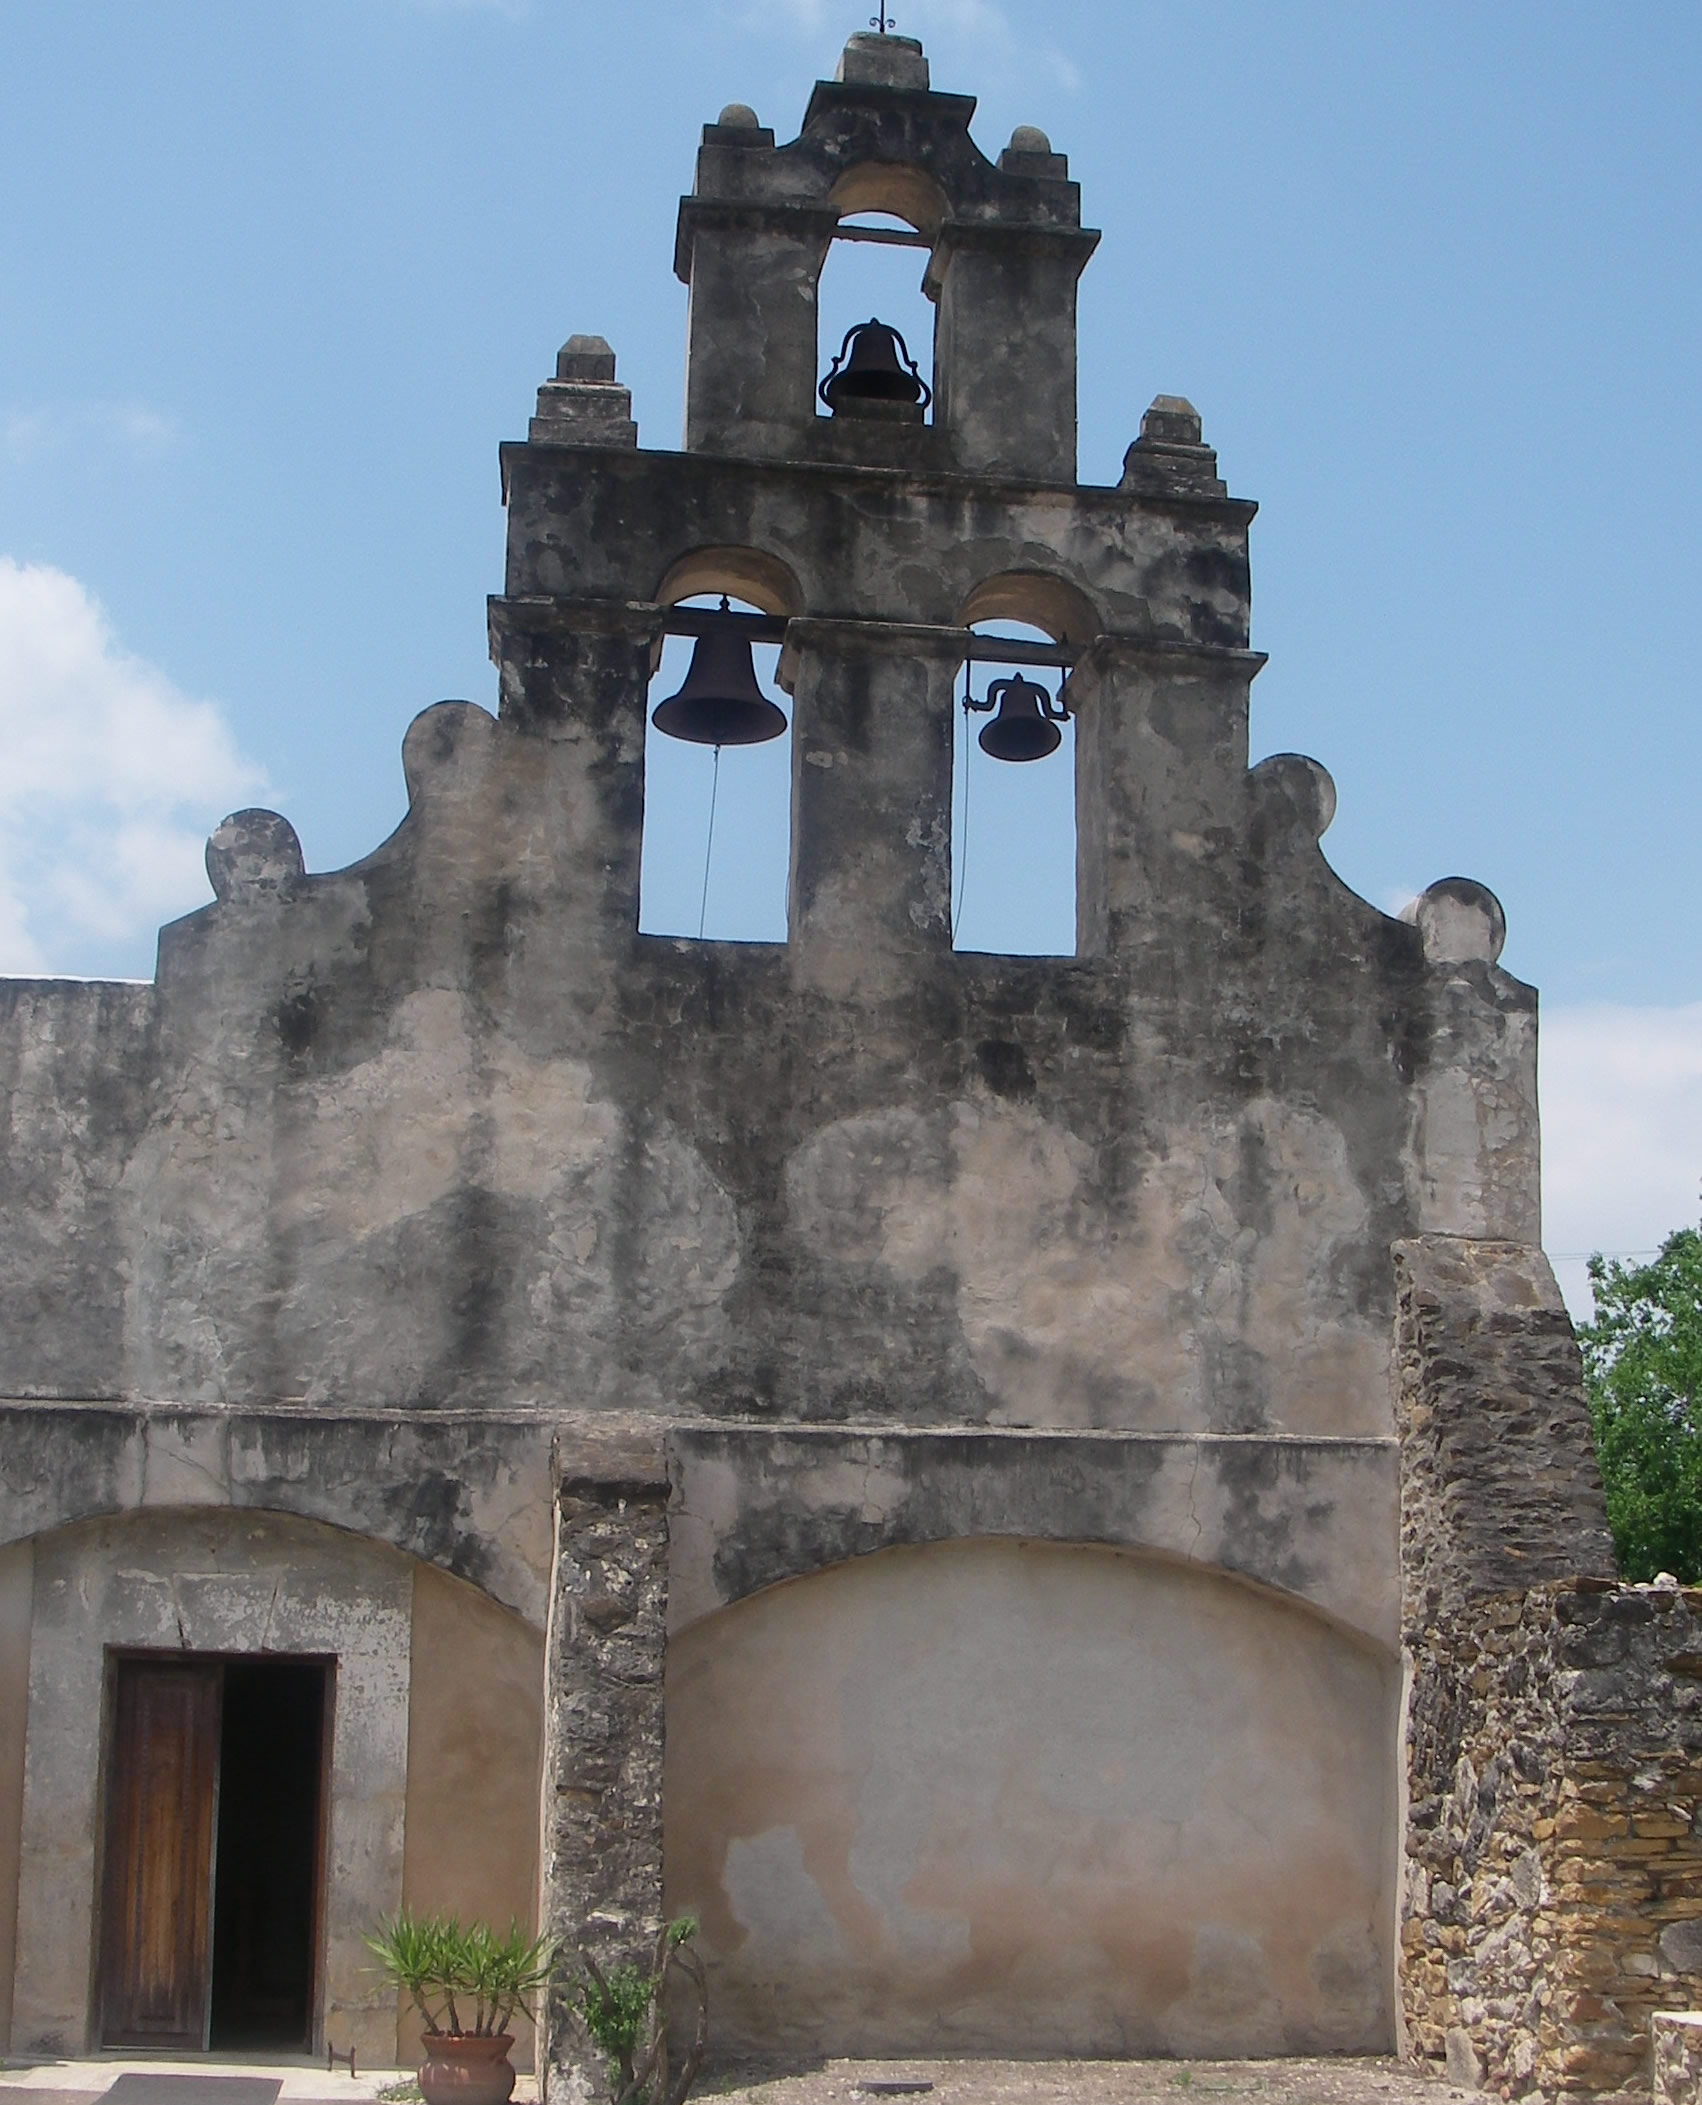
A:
[[366, 1911, 558, 2105]]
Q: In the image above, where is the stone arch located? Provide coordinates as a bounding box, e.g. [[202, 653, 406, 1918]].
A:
[[0, 1403, 554, 1626], [653, 546, 804, 620], [664, 1533, 1397, 2059], [827, 162, 949, 240], [1, 1502, 543, 2064], [957, 568, 1102, 647]]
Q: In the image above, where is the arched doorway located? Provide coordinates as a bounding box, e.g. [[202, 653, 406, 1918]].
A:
[[1, 1508, 542, 2063]]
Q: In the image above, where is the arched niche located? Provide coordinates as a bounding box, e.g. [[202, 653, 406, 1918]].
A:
[[0, 1507, 541, 2067], [664, 1536, 1397, 2060]]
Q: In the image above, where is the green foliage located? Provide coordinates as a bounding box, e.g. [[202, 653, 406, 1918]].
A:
[[364, 1911, 558, 2038], [576, 1961, 656, 2067], [575, 1918, 707, 2105], [1580, 1221, 1702, 1582]]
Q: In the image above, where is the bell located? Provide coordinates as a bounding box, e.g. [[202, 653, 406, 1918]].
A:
[[968, 671, 1071, 763], [819, 318, 933, 412], [651, 605, 788, 747]]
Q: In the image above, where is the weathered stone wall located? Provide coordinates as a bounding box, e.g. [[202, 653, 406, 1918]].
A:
[[1654, 2012, 1702, 2105], [1393, 1235, 1702, 2099], [1404, 1579, 1702, 2097], [540, 1435, 668, 2104], [1394, 1236, 1615, 1621]]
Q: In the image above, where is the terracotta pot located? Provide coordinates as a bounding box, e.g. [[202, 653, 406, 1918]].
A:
[[419, 2032, 517, 2105]]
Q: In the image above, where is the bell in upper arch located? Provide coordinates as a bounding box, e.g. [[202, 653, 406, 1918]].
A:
[[651, 602, 788, 747], [968, 671, 1071, 763], [819, 318, 933, 413]]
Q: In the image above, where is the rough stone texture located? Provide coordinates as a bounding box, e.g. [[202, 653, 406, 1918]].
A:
[[1654, 2014, 1702, 2105], [1392, 1236, 1702, 2099], [1394, 1239, 1614, 1620], [1402, 1581, 1702, 2100], [540, 1439, 668, 2104]]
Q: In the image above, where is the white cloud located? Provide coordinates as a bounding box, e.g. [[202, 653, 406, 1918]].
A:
[[0, 558, 265, 976], [3, 402, 180, 465], [1540, 1001, 1702, 1319]]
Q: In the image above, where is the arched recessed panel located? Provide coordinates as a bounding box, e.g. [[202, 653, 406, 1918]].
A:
[[665, 1537, 1395, 2058], [6, 1508, 541, 2069]]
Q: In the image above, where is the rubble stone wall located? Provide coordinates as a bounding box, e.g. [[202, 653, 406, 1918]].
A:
[[540, 1438, 669, 2104], [1404, 1579, 1702, 2097], [1395, 1235, 1702, 2099]]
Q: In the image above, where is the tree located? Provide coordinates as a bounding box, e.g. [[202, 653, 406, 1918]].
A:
[[1578, 1220, 1702, 1583]]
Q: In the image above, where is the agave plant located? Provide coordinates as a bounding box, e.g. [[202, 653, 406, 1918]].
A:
[[366, 1911, 559, 2038]]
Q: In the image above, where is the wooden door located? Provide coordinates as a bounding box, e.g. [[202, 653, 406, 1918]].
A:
[[98, 1658, 221, 2048]]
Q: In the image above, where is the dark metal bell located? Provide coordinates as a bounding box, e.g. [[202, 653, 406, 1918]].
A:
[[651, 613, 788, 747], [968, 672, 1071, 763], [819, 318, 933, 412]]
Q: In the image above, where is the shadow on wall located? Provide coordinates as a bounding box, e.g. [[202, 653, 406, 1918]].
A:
[[664, 1535, 1397, 2059]]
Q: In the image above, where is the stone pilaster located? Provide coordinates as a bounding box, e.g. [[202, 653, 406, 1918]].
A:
[[539, 1429, 669, 2103]]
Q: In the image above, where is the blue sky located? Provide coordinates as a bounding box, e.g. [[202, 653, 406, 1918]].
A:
[[2, 0, 1699, 1304]]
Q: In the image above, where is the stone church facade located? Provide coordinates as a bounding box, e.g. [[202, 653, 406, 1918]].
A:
[[0, 28, 1658, 2096]]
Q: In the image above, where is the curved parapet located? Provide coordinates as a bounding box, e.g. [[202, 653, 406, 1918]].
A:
[[1401, 878, 1538, 1242]]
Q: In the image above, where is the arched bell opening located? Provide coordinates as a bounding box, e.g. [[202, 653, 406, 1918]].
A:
[[950, 579, 1096, 958], [816, 172, 941, 427], [639, 576, 793, 945]]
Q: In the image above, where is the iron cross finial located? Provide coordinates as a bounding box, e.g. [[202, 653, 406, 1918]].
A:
[[869, 6, 895, 30]]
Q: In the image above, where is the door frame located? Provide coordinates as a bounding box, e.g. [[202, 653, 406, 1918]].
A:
[[93, 1649, 336, 2054]]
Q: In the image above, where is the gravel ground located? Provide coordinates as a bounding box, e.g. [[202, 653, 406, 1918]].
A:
[[692, 2058, 1467, 2105]]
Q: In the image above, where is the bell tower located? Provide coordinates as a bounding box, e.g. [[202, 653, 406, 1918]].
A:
[[676, 30, 1097, 480], [482, 25, 1546, 2074]]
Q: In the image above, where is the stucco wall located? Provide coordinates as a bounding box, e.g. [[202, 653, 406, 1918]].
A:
[[665, 1537, 1398, 2056], [0, 1539, 30, 2051], [10, 1509, 413, 2062], [400, 1563, 544, 2069]]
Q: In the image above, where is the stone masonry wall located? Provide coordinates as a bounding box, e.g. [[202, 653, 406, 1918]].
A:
[[1396, 1236, 1702, 2099], [540, 1433, 668, 2105], [1404, 1579, 1702, 2097]]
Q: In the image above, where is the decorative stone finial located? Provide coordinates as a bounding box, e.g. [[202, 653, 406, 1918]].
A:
[[556, 335, 617, 383], [835, 31, 929, 91], [533, 336, 637, 448], [1142, 396, 1203, 446], [1404, 878, 1507, 966], [1251, 754, 1337, 841], [717, 103, 759, 128], [1008, 125, 1052, 155], [1120, 396, 1225, 498], [206, 810, 304, 905]]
